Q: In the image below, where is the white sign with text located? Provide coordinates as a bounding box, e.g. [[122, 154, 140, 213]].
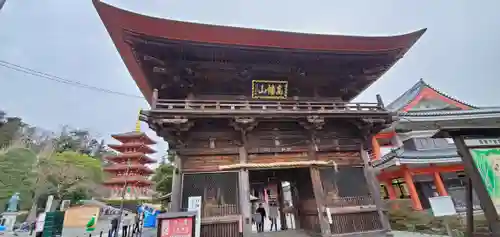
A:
[[188, 196, 202, 237]]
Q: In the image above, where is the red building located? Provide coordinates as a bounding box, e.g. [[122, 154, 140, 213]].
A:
[[104, 131, 156, 200], [371, 79, 500, 211]]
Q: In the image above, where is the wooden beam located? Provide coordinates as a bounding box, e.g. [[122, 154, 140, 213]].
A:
[[377, 164, 465, 180]]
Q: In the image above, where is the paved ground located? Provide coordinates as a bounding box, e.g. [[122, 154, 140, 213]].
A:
[[3, 227, 156, 237], [2, 230, 446, 237], [392, 231, 446, 237]]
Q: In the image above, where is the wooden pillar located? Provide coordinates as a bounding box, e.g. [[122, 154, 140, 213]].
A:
[[371, 136, 381, 160], [277, 182, 287, 230], [310, 167, 331, 237], [385, 180, 400, 210], [306, 131, 331, 236], [403, 169, 423, 211], [290, 183, 301, 229], [465, 177, 474, 236], [170, 153, 182, 212], [151, 88, 158, 109], [238, 133, 252, 236], [360, 148, 391, 232], [433, 172, 448, 196]]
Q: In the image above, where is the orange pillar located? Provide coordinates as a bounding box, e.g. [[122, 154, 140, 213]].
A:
[[433, 172, 448, 196], [403, 169, 423, 211], [371, 136, 381, 160], [385, 181, 397, 200], [385, 180, 400, 209]]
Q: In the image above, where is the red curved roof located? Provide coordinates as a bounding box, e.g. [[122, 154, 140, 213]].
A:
[[93, 0, 426, 103], [103, 176, 152, 186], [105, 152, 156, 164], [104, 164, 154, 174], [112, 131, 156, 145], [108, 144, 156, 154]]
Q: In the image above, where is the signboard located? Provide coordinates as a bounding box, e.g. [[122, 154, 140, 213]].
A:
[[188, 196, 202, 237], [160, 218, 193, 237], [428, 196, 457, 217], [251, 80, 288, 99], [468, 147, 500, 207], [465, 138, 500, 147]]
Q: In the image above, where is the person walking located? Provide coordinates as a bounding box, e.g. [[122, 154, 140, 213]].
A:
[[268, 202, 279, 231]]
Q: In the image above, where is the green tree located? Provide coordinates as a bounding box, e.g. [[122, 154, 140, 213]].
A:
[[0, 148, 37, 210], [152, 164, 174, 196], [40, 151, 104, 202], [0, 116, 25, 148]]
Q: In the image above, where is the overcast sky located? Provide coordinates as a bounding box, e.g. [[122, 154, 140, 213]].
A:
[[0, 0, 499, 159]]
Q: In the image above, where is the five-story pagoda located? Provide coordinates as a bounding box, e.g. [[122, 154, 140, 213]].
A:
[[103, 130, 156, 200], [95, 1, 425, 236]]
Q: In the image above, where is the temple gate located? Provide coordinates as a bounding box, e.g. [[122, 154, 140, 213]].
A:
[[93, 1, 426, 236]]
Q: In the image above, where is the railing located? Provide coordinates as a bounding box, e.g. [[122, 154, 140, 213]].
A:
[[201, 221, 239, 237], [202, 204, 239, 218], [152, 98, 385, 113]]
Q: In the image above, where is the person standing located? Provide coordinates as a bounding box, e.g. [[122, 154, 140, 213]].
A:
[[268, 202, 279, 231], [256, 203, 266, 232], [121, 213, 131, 237], [109, 216, 119, 237], [252, 210, 263, 233]]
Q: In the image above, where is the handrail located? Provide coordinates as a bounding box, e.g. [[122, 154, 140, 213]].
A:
[[156, 98, 379, 105], [153, 99, 384, 112]]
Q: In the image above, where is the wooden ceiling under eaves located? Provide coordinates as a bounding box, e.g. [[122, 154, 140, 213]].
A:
[[386, 79, 477, 112], [93, 0, 426, 103], [128, 33, 402, 101]]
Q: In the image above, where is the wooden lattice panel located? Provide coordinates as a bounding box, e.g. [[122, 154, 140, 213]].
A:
[[330, 211, 383, 234]]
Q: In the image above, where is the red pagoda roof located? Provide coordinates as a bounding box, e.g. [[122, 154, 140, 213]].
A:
[[103, 164, 154, 174], [386, 79, 477, 112], [108, 143, 156, 154], [93, 0, 426, 103], [105, 152, 156, 164], [103, 176, 152, 186], [111, 131, 156, 145]]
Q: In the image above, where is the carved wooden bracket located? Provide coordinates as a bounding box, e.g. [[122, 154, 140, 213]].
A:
[[158, 117, 194, 132], [230, 117, 258, 132], [299, 115, 325, 130], [148, 118, 193, 148]]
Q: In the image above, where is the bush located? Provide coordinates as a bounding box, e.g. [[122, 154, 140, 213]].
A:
[[386, 199, 490, 235], [103, 199, 148, 213]]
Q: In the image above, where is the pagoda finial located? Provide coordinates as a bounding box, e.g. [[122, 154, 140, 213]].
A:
[[135, 109, 142, 133]]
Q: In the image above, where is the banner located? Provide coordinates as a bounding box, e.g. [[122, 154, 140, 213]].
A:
[[469, 148, 500, 207], [160, 218, 193, 237], [252, 80, 288, 99]]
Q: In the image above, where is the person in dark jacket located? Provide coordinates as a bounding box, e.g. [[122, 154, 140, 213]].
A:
[[256, 203, 266, 232], [109, 216, 118, 237]]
